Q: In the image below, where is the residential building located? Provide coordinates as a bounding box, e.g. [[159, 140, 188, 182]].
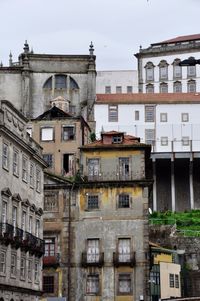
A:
[[0, 41, 96, 121], [0, 100, 47, 301], [71, 131, 152, 301], [96, 70, 138, 94], [135, 34, 200, 93], [150, 243, 181, 301], [95, 93, 200, 212]]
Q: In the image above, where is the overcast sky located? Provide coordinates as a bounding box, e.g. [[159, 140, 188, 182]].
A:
[[0, 0, 199, 70]]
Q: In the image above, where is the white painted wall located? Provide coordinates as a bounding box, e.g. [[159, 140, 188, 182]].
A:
[[96, 70, 138, 93], [95, 103, 200, 153]]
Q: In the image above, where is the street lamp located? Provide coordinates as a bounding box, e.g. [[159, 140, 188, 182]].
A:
[[179, 58, 200, 66]]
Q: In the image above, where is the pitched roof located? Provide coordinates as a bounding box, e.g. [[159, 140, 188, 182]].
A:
[[152, 34, 200, 46], [34, 105, 73, 120], [96, 93, 200, 104]]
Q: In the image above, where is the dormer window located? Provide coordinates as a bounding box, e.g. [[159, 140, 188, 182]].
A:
[[112, 136, 122, 144]]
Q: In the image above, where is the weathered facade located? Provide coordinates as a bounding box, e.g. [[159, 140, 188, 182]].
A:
[[0, 100, 47, 301], [0, 42, 96, 121], [71, 131, 152, 301]]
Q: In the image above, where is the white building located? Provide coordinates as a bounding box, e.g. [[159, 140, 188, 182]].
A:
[[0, 100, 47, 301], [135, 34, 200, 93], [95, 93, 200, 213], [96, 70, 138, 94]]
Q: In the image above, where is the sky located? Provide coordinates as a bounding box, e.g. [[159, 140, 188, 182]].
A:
[[0, 0, 200, 70]]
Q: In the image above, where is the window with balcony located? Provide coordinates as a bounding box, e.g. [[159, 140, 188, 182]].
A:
[[44, 238, 55, 257], [118, 273, 132, 294], [187, 80, 196, 92], [118, 238, 131, 262], [87, 239, 99, 263], [11, 253, 17, 277], [28, 259, 32, 281], [145, 105, 155, 122], [2, 201, 7, 230], [40, 127, 54, 142], [21, 210, 26, 233], [0, 251, 6, 274], [145, 62, 154, 81], [12, 206, 17, 235], [86, 274, 99, 295], [87, 195, 99, 210], [35, 219, 40, 237], [22, 155, 28, 182], [108, 105, 118, 122], [20, 257, 26, 279], [146, 84, 154, 93], [43, 154, 53, 168], [43, 276, 54, 293], [62, 126, 75, 141], [88, 158, 100, 179], [13, 148, 19, 176], [29, 216, 33, 234], [2, 142, 9, 170], [119, 157, 130, 179], [118, 194, 130, 208], [159, 60, 168, 80]]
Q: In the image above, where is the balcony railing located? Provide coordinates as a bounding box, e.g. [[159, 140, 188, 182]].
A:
[[43, 253, 60, 267], [87, 172, 142, 182], [113, 252, 136, 267], [81, 252, 104, 267], [0, 222, 44, 256]]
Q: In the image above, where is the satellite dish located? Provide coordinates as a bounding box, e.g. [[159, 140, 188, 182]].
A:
[[149, 208, 152, 215]]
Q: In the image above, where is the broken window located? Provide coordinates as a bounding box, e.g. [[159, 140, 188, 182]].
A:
[[119, 157, 130, 179], [63, 154, 75, 176]]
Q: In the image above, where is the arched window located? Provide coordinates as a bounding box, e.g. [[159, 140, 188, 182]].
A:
[[159, 60, 168, 80], [160, 82, 168, 93], [187, 57, 196, 77], [146, 84, 154, 94], [55, 75, 67, 89], [187, 80, 196, 92], [70, 77, 79, 89], [43, 77, 52, 89], [173, 81, 182, 93], [145, 62, 154, 82], [173, 59, 182, 79]]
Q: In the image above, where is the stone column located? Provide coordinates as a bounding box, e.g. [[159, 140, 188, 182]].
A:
[[171, 158, 176, 212]]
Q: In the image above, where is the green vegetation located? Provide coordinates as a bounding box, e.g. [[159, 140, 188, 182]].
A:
[[149, 210, 200, 237]]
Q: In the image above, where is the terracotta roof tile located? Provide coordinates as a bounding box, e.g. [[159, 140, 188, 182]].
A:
[[96, 93, 200, 104], [152, 34, 200, 45]]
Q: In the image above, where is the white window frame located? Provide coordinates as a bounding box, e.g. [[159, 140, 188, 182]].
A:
[[108, 105, 118, 122], [160, 113, 167, 122], [34, 261, 39, 283], [30, 162, 34, 188], [11, 253, 17, 277], [2, 142, 9, 170], [182, 136, 190, 146], [40, 127, 54, 142], [13, 148, 19, 176], [20, 257, 26, 279], [22, 155, 28, 182], [161, 137, 168, 146], [0, 250, 6, 274], [181, 113, 189, 122]]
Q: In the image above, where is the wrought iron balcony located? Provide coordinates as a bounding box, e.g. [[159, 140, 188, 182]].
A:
[[43, 253, 60, 267], [0, 223, 14, 245], [11, 227, 23, 249], [113, 252, 136, 267], [81, 252, 104, 268], [85, 172, 140, 182]]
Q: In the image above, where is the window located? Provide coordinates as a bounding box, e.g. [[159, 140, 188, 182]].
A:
[[119, 157, 130, 179], [2, 201, 7, 227], [187, 59, 196, 77], [44, 77, 52, 89], [88, 158, 100, 179], [118, 274, 131, 294], [145, 106, 155, 122], [175, 274, 179, 288], [0, 251, 6, 274], [44, 238, 55, 257], [11, 254, 17, 276], [28, 259, 32, 281], [44, 193, 58, 212], [135, 110, 139, 121], [55, 75, 67, 89], [29, 216, 33, 234], [43, 276, 54, 293], [182, 136, 190, 146], [187, 80, 196, 92], [160, 82, 168, 93], [105, 86, 111, 94], [41, 127, 54, 141], [36, 168, 41, 192], [20, 257, 26, 279], [43, 154, 53, 168], [116, 86, 122, 93], [34, 261, 39, 282], [21, 210, 26, 232], [112, 136, 122, 144], [145, 62, 154, 81], [87, 239, 99, 263], [181, 113, 189, 122], [127, 86, 132, 93], [26, 127, 32, 137], [30, 163, 34, 187], [146, 84, 154, 93], [13, 148, 19, 176], [12, 206, 17, 235], [159, 60, 168, 80], [86, 274, 99, 295], [160, 113, 167, 122], [35, 219, 40, 237], [87, 195, 99, 210], [62, 126, 75, 141], [161, 137, 168, 146], [173, 81, 182, 93], [22, 155, 28, 182], [118, 238, 131, 262], [118, 194, 130, 208], [145, 129, 155, 145], [169, 273, 174, 288], [150, 271, 160, 285], [69, 105, 76, 115], [2, 143, 9, 170], [63, 154, 75, 176], [173, 59, 182, 78], [108, 105, 118, 122]]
